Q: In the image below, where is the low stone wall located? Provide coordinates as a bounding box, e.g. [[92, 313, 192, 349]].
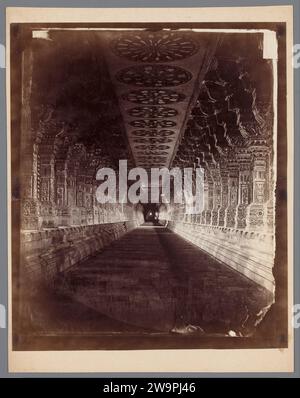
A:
[[21, 221, 139, 285], [167, 221, 275, 292]]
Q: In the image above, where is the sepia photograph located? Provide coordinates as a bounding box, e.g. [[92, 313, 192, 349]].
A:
[[6, 6, 293, 372]]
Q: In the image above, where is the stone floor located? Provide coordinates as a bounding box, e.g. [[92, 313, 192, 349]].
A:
[[27, 226, 273, 338]]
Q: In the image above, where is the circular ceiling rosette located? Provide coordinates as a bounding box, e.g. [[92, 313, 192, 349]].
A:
[[128, 106, 178, 119], [122, 89, 186, 105], [111, 32, 197, 62], [131, 129, 175, 137], [136, 151, 169, 157], [130, 119, 177, 129], [116, 65, 192, 87], [134, 144, 171, 151], [133, 137, 173, 144]]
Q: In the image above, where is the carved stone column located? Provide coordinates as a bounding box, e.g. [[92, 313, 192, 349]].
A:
[[246, 139, 269, 231], [201, 168, 213, 224], [65, 159, 77, 226], [201, 169, 208, 224], [236, 150, 251, 229], [55, 159, 70, 226], [85, 176, 94, 225], [20, 47, 40, 230], [211, 167, 221, 226], [92, 183, 99, 224], [38, 152, 57, 228], [76, 175, 86, 225], [225, 161, 239, 228], [218, 164, 229, 227], [264, 149, 275, 234]]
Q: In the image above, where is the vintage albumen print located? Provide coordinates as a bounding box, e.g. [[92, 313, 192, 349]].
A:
[[7, 6, 293, 372]]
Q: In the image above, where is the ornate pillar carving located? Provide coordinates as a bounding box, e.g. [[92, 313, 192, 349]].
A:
[[20, 46, 40, 230], [218, 164, 229, 227], [246, 139, 269, 231], [76, 174, 86, 225], [211, 167, 221, 226], [85, 175, 94, 225], [38, 150, 57, 228], [201, 168, 213, 224], [236, 150, 251, 229], [69, 143, 86, 225], [225, 160, 239, 228], [92, 183, 99, 224], [205, 170, 214, 224], [55, 159, 69, 226], [264, 149, 275, 233]]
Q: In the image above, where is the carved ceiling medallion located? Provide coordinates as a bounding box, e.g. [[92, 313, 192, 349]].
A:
[[131, 129, 175, 137], [112, 32, 197, 63], [136, 151, 169, 156], [134, 144, 171, 151], [122, 89, 186, 105], [130, 119, 177, 128], [116, 65, 192, 87], [133, 137, 173, 144], [128, 106, 178, 118]]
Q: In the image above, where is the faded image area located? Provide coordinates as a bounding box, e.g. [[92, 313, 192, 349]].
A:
[[10, 25, 285, 351]]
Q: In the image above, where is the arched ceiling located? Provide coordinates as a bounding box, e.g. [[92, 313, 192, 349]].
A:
[[101, 31, 219, 170], [29, 29, 273, 179]]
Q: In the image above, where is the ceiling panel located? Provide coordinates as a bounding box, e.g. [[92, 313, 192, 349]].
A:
[[101, 31, 218, 170]]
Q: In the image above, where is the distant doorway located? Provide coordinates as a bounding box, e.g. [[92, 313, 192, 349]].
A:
[[143, 204, 160, 225]]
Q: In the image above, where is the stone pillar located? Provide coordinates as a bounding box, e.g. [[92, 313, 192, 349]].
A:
[[201, 168, 213, 224], [55, 160, 70, 226], [205, 170, 214, 224], [218, 165, 229, 227], [75, 175, 85, 225], [263, 150, 275, 234], [85, 177, 94, 225], [99, 204, 105, 224], [236, 151, 251, 229], [50, 157, 56, 204], [20, 47, 40, 230], [93, 183, 99, 225], [65, 160, 77, 226], [201, 170, 208, 224], [246, 140, 269, 231], [225, 161, 239, 228], [211, 168, 221, 226], [38, 153, 57, 228]]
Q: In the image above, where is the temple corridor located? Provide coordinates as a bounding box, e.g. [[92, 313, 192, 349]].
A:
[[11, 27, 279, 349]]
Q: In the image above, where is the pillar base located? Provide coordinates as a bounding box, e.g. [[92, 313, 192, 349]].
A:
[[211, 210, 218, 225], [264, 200, 275, 234], [39, 202, 57, 228], [218, 208, 226, 226], [236, 205, 248, 229], [225, 206, 237, 228], [205, 210, 212, 225], [247, 203, 265, 231], [56, 206, 72, 227], [21, 199, 39, 230]]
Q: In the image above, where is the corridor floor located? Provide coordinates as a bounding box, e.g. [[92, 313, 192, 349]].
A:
[[33, 226, 274, 339]]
